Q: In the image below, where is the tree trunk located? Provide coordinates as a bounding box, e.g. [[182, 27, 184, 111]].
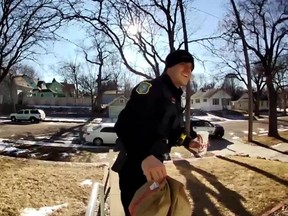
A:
[[283, 91, 287, 116], [254, 93, 260, 117], [230, 0, 253, 142], [266, 75, 279, 137], [178, 0, 191, 134]]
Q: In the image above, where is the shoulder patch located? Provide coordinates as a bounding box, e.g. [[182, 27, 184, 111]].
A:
[[136, 81, 152, 95]]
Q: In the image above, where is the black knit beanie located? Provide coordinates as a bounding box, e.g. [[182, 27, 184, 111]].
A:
[[165, 50, 194, 69]]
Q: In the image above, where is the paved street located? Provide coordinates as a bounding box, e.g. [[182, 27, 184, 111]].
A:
[[215, 116, 288, 140]]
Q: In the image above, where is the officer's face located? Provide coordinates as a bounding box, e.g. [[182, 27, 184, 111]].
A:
[[168, 62, 193, 87]]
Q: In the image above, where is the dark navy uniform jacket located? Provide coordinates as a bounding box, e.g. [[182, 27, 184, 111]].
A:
[[114, 73, 197, 162]]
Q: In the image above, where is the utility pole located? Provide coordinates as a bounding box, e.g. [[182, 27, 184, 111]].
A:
[[179, 0, 191, 133], [230, 0, 253, 141]]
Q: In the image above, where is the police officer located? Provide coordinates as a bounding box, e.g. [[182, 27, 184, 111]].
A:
[[114, 49, 203, 216]]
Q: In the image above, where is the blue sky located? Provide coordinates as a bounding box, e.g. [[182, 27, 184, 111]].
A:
[[25, 0, 227, 84]]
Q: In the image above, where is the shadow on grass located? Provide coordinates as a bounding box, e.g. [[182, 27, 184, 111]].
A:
[[216, 156, 288, 187], [173, 160, 252, 216]]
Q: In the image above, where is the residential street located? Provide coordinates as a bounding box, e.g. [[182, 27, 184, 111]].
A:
[[215, 116, 288, 140]]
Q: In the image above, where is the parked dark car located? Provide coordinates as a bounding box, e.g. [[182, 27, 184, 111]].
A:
[[190, 118, 224, 138]]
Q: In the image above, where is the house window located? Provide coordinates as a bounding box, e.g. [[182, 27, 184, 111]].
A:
[[191, 99, 193, 104], [203, 99, 207, 102], [41, 94, 43, 97], [221, 98, 231, 106], [212, 98, 219, 105], [195, 99, 200, 103], [119, 99, 124, 104], [261, 101, 263, 106]]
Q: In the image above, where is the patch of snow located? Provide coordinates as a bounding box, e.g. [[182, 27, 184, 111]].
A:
[[232, 136, 240, 140], [35, 136, 50, 139], [3, 147, 19, 153], [16, 149, 30, 155], [243, 131, 257, 135], [42, 154, 49, 157], [11, 134, 15, 137], [17, 140, 37, 145], [229, 132, 234, 136], [99, 153, 107, 159], [30, 153, 37, 158], [258, 130, 268, 134], [258, 128, 265, 131], [80, 179, 93, 186], [61, 153, 70, 157], [258, 133, 268, 136], [20, 203, 68, 216], [45, 117, 88, 123], [278, 128, 288, 132]]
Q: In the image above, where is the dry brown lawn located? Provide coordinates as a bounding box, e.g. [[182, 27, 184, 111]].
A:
[[166, 156, 288, 216], [0, 156, 104, 216], [1, 152, 288, 216], [251, 131, 288, 147]]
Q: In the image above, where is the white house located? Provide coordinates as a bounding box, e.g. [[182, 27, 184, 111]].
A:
[[190, 89, 232, 111], [232, 93, 269, 111]]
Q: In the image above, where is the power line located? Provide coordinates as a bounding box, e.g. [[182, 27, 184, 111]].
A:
[[191, 6, 221, 20]]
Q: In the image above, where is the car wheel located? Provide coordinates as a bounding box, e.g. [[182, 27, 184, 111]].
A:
[[30, 117, 36, 123], [216, 133, 224, 139], [11, 116, 16, 122], [93, 138, 103, 146]]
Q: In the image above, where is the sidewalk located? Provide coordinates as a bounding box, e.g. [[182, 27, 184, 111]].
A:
[[211, 140, 288, 162], [108, 150, 125, 216]]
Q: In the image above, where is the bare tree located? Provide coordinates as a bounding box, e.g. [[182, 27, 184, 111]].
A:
[[223, 0, 288, 138], [60, 0, 221, 79], [78, 66, 97, 111], [274, 55, 288, 115], [251, 63, 266, 117], [10, 64, 38, 80], [0, 0, 65, 83], [221, 75, 242, 101], [58, 61, 81, 98], [83, 35, 110, 112]]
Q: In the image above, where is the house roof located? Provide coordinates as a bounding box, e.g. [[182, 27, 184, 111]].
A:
[[13, 75, 35, 89], [102, 94, 120, 104], [106, 95, 127, 107], [191, 89, 220, 99], [236, 92, 268, 102]]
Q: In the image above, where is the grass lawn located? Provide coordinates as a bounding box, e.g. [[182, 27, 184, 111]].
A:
[[0, 156, 104, 216], [243, 131, 288, 148], [252, 131, 288, 146], [1, 153, 288, 216], [166, 156, 288, 216]]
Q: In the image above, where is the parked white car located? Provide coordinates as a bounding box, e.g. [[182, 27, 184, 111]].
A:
[[83, 123, 118, 145], [10, 109, 46, 123]]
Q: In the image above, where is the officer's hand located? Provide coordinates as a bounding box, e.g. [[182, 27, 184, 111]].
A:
[[141, 155, 167, 182]]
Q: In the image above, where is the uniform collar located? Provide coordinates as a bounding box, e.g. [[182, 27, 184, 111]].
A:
[[160, 73, 183, 97]]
